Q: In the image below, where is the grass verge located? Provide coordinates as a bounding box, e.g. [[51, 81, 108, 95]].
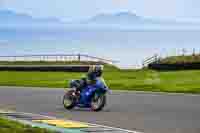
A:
[[0, 117, 55, 133], [159, 54, 200, 64], [0, 69, 200, 93]]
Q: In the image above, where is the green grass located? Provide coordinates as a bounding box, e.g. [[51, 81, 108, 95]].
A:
[[0, 61, 200, 93], [1, 69, 200, 93], [0, 117, 55, 133]]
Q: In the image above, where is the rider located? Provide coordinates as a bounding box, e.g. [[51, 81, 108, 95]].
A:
[[70, 65, 104, 92], [87, 65, 103, 84]]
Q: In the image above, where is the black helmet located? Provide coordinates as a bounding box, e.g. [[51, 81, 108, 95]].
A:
[[88, 65, 103, 77]]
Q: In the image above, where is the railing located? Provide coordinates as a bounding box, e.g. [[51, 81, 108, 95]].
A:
[[142, 54, 160, 67], [0, 54, 118, 65], [142, 48, 200, 68]]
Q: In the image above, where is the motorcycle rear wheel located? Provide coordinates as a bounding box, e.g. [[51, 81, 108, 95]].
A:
[[63, 90, 76, 110]]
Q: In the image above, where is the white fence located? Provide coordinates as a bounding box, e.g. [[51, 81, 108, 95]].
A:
[[0, 54, 118, 65]]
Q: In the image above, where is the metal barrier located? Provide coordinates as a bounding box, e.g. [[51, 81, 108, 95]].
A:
[[0, 54, 118, 65], [0, 54, 118, 71], [142, 54, 159, 67]]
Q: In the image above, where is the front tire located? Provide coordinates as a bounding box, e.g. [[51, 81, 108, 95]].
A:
[[63, 90, 76, 110], [91, 93, 106, 111]]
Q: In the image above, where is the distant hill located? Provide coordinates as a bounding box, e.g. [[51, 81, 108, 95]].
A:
[[88, 12, 145, 24], [80, 12, 170, 25], [1, 10, 199, 29], [0, 10, 62, 26], [77, 12, 200, 29]]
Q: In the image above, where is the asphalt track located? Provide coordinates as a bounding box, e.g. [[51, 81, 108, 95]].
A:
[[0, 86, 200, 133]]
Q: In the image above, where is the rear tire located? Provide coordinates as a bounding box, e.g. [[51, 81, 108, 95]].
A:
[[63, 90, 76, 110], [91, 93, 106, 111]]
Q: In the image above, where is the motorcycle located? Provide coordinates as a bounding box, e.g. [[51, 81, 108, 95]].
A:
[[63, 78, 110, 111]]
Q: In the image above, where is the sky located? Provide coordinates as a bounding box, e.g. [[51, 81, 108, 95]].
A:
[[1, 0, 200, 22], [1, 0, 200, 68]]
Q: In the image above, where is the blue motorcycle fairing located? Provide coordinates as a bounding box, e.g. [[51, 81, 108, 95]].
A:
[[77, 79, 108, 107]]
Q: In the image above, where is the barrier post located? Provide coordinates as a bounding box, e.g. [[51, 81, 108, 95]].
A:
[[78, 54, 81, 62]]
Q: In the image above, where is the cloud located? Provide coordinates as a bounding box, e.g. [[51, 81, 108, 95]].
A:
[[111, 0, 129, 5], [0, 40, 9, 43], [0, 40, 11, 49]]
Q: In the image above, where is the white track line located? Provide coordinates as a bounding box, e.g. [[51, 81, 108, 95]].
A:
[[0, 110, 143, 133]]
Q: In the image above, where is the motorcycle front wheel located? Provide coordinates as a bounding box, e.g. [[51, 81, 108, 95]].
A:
[[91, 93, 106, 111]]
